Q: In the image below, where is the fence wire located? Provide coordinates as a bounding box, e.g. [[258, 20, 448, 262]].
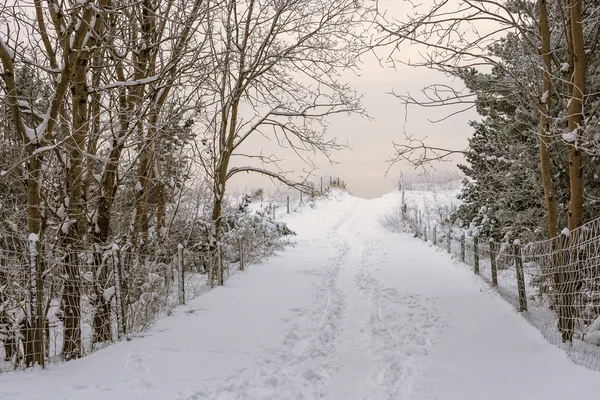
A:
[[0, 230, 255, 373], [400, 204, 600, 371]]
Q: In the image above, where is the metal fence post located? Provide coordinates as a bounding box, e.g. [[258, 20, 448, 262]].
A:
[[473, 236, 480, 275], [460, 233, 466, 262], [239, 238, 244, 271], [433, 226, 437, 245], [178, 244, 185, 305], [513, 241, 528, 312], [489, 240, 498, 287]]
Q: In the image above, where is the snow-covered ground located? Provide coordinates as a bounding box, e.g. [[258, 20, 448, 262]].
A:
[[1, 190, 599, 399]]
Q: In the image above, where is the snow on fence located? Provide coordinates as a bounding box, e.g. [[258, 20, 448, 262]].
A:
[[0, 236, 253, 373], [395, 203, 600, 371]]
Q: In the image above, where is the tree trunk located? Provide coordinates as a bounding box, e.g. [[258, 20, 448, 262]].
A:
[[538, 0, 563, 314], [537, 0, 558, 239], [156, 178, 167, 241], [556, 0, 587, 343], [133, 132, 152, 256], [566, 0, 586, 232], [211, 163, 228, 287], [131, 2, 155, 256], [24, 157, 45, 367], [60, 51, 91, 360]]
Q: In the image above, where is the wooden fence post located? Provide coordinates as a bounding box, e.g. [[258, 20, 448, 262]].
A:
[[489, 240, 498, 287], [513, 241, 528, 312], [473, 236, 479, 275], [178, 244, 185, 305], [424, 225, 428, 242], [433, 226, 437, 245], [460, 233, 466, 262]]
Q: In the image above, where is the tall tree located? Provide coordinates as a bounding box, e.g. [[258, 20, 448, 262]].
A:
[[198, 0, 367, 285]]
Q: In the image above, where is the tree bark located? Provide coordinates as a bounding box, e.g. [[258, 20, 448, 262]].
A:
[[566, 0, 586, 232], [60, 51, 90, 360], [538, 0, 559, 239]]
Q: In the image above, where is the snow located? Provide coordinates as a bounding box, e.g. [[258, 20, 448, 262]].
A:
[[2, 191, 600, 399], [24, 125, 38, 144], [28, 233, 39, 254], [98, 75, 161, 91], [561, 62, 570, 72], [561, 227, 570, 236], [32, 145, 57, 156], [103, 286, 116, 303], [60, 220, 72, 234], [563, 131, 578, 143], [541, 90, 549, 104], [586, 331, 600, 346], [57, 205, 66, 219]]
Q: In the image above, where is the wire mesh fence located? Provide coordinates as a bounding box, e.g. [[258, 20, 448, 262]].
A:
[[0, 231, 254, 373], [399, 203, 600, 371]]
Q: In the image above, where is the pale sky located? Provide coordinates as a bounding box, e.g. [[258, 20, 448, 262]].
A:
[[228, 1, 479, 200], [228, 31, 477, 198]]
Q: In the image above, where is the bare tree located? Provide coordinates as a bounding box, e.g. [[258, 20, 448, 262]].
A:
[[376, 0, 600, 344], [195, 0, 368, 285], [376, 0, 600, 234], [1, 0, 105, 365]]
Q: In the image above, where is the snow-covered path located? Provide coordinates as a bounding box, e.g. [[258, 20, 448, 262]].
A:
[[2, 192, 599, 400]]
